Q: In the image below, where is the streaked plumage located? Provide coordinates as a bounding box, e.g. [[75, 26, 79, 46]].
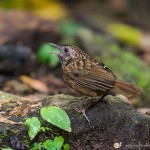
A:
[[50, 44, 142, 98]]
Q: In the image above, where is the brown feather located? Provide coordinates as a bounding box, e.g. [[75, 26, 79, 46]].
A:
[[67, 63, 116, 93], [113, 80, 143, 98], [63, 74, 97, 97]]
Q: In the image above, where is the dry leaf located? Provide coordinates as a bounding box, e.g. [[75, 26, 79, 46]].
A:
[[30, 102, 42, 108], [0, 111, 6, 115], [0, 115, 22, 124], [22, 95, 44, 102], [0, 100, 11, 109], [20, 75, 49, 93], [10, 102, 41, 117], [10, 104, 31, 116]]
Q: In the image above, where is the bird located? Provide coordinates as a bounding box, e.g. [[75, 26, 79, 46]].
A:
[[50, 43, 143, 122]]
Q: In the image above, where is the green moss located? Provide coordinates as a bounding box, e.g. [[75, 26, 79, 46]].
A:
[[0, 91, 19, 101], [105, 45, 150, 90]]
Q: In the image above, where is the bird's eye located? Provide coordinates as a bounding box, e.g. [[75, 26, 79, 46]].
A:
[[64, 48, 69, 53]]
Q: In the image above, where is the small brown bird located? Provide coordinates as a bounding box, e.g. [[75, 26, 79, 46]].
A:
[[50, 43, 142, 122], [50, 43, 142, 98]]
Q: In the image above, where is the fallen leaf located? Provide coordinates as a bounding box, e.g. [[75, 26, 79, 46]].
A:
[[0, 115, 22, 124], [9, 105, 31, 116], [0, 100, 8, 109], [22, 94, 45, 102], [0, 111, 6, 115], [16, 100, 23, 105], [20, 96, 35, 101], [10, 102, 41, 117], [0, 100, 11, 110], [20, 75, 49, 93], [30, 102, 42, 108]]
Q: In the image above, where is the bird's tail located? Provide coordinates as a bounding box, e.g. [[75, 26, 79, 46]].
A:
[[113, 80, 143, 98]]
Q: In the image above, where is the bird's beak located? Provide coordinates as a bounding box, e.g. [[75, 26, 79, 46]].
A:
[[49, 43, 60, 49], [49, 43, 65, 63], [49, 43, 61, 56]]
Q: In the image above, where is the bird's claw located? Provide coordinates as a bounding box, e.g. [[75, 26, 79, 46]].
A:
[[74, 107, 90, 124]]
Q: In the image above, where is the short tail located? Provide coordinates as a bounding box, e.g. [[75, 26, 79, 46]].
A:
[[113, 80, 143, 98]]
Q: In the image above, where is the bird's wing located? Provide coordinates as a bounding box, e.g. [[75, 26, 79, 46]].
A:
[[71, 64, 116, 92]]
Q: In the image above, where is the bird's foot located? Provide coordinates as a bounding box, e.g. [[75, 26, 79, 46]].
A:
[[74, 106, 90, 124], [99, 94, 107, 102], [91, 94, 107, 103]]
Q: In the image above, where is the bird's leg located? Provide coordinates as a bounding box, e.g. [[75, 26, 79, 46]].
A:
[[97, 93, 111, 110], [99, 93, 107, 101], [74, 94, 108, 124], [100, 92, 113, 106], [84, 93, 109, 111], [74, 98, 93, 124], [74, 106, 90, 124], [89, 93, 107, 105]]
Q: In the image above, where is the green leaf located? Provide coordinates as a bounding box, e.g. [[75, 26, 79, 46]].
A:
[[40, 106, 71, 132], [54, 136, 64, 150], [25, 117, 41, 140], [43, 139, 56, 150], [37, 43, 60, 68], [45, 127, 52, 131], [2, 148, 13, 150], [63, 144, 70, 150], [40, 126, 52, 132], [59, 20, 82, 37], [30, 142, 44, 150], [48, 55, 59, 68], [40, 126, 46, 132]]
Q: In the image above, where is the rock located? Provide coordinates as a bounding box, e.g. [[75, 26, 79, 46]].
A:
[[0, 10, 59, 50], [0, 92, 150, 149], [0, 44, 35, 74]]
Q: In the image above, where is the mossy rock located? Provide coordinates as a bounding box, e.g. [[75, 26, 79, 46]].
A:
[[0, 92, 150, 149]]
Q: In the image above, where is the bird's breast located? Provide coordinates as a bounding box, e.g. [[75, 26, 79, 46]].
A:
[[63, 60, 85, 74], [63, 59, 98, 74]]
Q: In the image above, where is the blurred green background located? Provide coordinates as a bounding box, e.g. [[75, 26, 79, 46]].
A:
[[0, 0, 150, 107]]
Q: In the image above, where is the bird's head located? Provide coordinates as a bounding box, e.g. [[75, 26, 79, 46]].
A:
[[50, 43, 81, 65]]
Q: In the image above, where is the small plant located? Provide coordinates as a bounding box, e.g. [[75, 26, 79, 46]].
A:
[[37, 43, 60, 68], [25, 106, 71, 150], [40, 106, 71, 132], [2, 148, 13, 150]]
